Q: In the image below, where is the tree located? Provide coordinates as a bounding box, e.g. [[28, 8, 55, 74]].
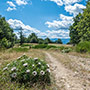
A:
[[38, 38, 44, 44], [77, 0, 90, 42], [69, 0, 90, 45], [19, 27, 25, 45], [69, 13, 82, 45], [55, 39, 62, 44], [27, 33, 38, 43], [44, 38, 52, 43], [0, 15, 15, 48]]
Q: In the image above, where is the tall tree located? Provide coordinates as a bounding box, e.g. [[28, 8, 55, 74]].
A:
[[55, 39, 62, 44], [19, 27, 25, 45], [69, 13, 82, 45], [69, 0, 90, 45], [28, 33, 38, 43], [0, 15, 15, 48]]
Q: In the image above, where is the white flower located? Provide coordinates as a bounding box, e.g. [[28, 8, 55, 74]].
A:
[[40, 70, 45, 75], [23, 63, 28, 67], [17, 56, 21, 59], [3, 67, 8, 71], [11, 73, 17, 78], [38, 62, 41, 65], [32, 64, 35, 67], [34, 58, 38, 61], [32, 71, 37, 76], [11, 67, 16, 71], [46, 64, 50, 68], [46, 69, 50, 73], [26, 69, 30, 73], [21, 59, 25, 62], [7, 63, 10, 66]]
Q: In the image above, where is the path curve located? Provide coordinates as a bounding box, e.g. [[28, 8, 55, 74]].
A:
[[45, 52, 86, 90]]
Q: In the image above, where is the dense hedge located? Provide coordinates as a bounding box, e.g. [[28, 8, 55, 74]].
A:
[[76, 41, 90, 53]]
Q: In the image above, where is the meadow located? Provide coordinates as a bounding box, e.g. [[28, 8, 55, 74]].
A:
[[0, 43, 90, 90]]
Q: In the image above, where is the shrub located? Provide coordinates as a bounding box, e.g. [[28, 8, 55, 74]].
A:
[[62, 48, 72, 53], [0, 38, 11, 48], [3, 55, 51, 86], [46, 45, 57, 49], [76, 41, 90, 53], [58, 46, 65, 51], [32, 44, 48, 49], [21, 44, 32, 47]]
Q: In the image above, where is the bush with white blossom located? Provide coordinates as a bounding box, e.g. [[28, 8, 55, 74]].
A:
[[3, 55, 51, 85]]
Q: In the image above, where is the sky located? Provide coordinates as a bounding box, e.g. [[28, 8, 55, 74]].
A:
[[0, 0, 86, 40]]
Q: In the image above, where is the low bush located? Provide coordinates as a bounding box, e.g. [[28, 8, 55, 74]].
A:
[[2, 55, 51, 86], [58, 46, 65, 51], [32, 44, 57, 49], [46, 45, 57, 49], [21, 44, 32, 47], [76, 41, 90, 53], [32, 44, 48, 49], [10, 47, 29, 52], [62, 48, 72, 53]]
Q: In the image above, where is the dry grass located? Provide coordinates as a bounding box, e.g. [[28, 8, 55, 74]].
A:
[[0, 49, 58, 90], [47, 50, 90, 89]]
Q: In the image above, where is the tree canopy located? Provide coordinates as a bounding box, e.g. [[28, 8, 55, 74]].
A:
[[0, 15, 15, 48], [69, 0, 90, 45], [55, 39, 62, 44]]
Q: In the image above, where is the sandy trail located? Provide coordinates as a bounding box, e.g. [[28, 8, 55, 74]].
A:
[[45, 52, 89, 90]]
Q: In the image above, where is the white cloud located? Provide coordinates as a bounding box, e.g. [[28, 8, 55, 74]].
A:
[[15, 0, 28, 5], [7, 19, 69, 39], [7, 1, 16, 11], [63, 0, 82, 5], [7, 7, 16, 11], [7, 19, 47, 38], [65, 3, 86, 16], [45, 14, 73, 29], [43, 0, 82, 6], [46, 29, 70, 39], [50, 0, 63, 6], [7, 1, 16, 7]]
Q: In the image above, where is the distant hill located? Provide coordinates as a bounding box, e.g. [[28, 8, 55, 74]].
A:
[[51, 38, 70, 44]]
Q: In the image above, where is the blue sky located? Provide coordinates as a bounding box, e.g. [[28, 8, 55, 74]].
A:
[[0, 0, 86, 39]]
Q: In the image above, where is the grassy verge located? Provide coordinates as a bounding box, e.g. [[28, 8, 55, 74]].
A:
[[0, 49, 57, 90]]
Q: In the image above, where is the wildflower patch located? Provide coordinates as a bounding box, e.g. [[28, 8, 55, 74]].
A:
[[3, 55, 51, 85]]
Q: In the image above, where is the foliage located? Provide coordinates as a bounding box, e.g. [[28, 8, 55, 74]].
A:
[[27, 33, 38, 43], [21, 44, 32, 47], [46, 45, 57, 49], [69, 0, 90, 45], [19, 27, 25, 45], [76, 41, 90, 53], [2, 55, 51, 86], [55, 39, 62, 44], [33, 44, 48, 49], [0, 15, 15, 48], [38, 38, 44, 44], [69, 13, 82, 45], [62, 48, 72, 53], [44, 38, 52, 44]]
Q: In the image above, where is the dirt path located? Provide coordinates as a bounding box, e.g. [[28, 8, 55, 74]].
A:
[[45, 52, 89, 90]]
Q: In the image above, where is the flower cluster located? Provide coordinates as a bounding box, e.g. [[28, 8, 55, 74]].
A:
[[3, 55, 51, 84]]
